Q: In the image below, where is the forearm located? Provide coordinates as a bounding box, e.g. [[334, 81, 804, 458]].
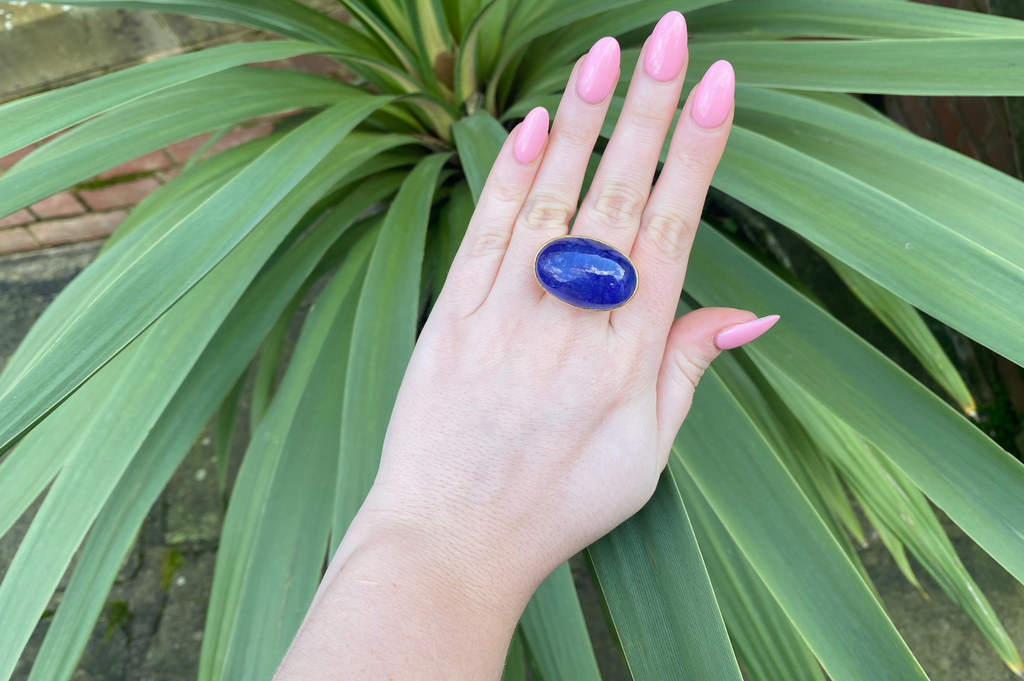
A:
[[273, 506, 529, 680]]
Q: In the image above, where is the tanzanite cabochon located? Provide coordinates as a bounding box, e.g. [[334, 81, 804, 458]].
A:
[[535, 236, 638, 310]]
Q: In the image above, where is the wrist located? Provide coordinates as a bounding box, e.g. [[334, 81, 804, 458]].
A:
[[330, 491, 537, 632]]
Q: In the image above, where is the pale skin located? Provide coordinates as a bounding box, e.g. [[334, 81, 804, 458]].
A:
[[275, 13, 776, 680]]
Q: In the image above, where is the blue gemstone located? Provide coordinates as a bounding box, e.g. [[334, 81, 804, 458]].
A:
[[535, 236, 638, 310]]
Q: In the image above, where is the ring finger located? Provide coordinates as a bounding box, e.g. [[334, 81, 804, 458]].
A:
[[490, 36, 620, 303]]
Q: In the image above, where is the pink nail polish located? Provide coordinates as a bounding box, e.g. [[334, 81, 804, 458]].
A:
[[715, 315, 779, 350], [644, 12, 687, 83], [691, 60, 735, 129], [577, 37, 620, 105], [514, 107, 549, 164]]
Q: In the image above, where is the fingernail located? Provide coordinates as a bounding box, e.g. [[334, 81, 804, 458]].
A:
[[577, 37, 620, 105], [715, 315, 779, 350], [514, 107, 549, 164], [691, 60, 735, 129], [644, 12, 687, 82]]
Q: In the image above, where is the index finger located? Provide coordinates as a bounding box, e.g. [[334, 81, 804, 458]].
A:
[[611, 60, 735, 338]]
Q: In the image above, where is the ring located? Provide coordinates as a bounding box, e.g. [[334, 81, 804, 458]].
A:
[[534, 236, 638, 311]]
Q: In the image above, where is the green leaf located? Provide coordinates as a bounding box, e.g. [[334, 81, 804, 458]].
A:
[[407, 0, 454, 89], [519, 563, 602, 681], [0, 68, 360, 220], [778, 383, 1022, 673], [25, 174, 401, 681], [451, 110, 507, 201], [517, 0, 724, 95], [98, 134, 279, 255], [453, 0, 500, 109], [8, 151, 405, 681], [687, 38, 1024, 95], [333, 153, 451, 546], [0, 97, 393, 456], [503, 630, 528, 681], [719, 86, 1024, 370], [587, 468, 743, 681], [212, 231, 377, 681], [687, 0, 1024, 40], [249, 295, 302, 437], [50, 0, 374, 52], [822, 252, 976, 415], [215, 372, 246, 497], [695, 329, 875, 586], [434, 180, 474, 296], [0, 40, 343, 160], [675, 465, 825, 681], [336, 0, 420, 75], [669, 357, 927, 680], [684, 224, 1024, 617]]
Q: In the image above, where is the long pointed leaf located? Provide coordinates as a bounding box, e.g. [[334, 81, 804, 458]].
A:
[[25, 174, 401, 681], [0, 97, 392, 456], [587, 468, 743, 681], [670, 363, 927, 680], [0, 41, 344, 159], [684, 224, 1024, 610], [675, 465, 825, 681], [0, 68, 359, 220], [519, 563, 602, 681], [333, 153, 451, 546]]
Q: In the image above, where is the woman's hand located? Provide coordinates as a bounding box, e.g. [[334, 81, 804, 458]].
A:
[[277, 12, 776, 680]]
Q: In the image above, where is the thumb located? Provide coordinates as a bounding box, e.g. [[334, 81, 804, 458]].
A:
[[655, 307, 779, 459]]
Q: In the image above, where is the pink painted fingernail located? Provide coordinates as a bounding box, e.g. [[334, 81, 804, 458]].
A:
[[645, 12, 687, 82], [691, 60, 735, 129], [715, 315, 779, 350], [514, 107, 549, 164], [577, 37, 620, 105]]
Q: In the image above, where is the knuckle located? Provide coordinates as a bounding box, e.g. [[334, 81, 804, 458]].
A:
[[638, 208, 696, 259], [487, 177, 522, 206], [468, 227, 510, 257], [585, 184, 647, 231], [557, 121, 595, 150], [671, 144, 715, 179], [627, 102, 670, 135], [640, 209, 696, 260], [519, 193, 575, 232], [673, 352, 707, 391]]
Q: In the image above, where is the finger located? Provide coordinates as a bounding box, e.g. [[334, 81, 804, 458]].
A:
[[438, 106, 549, 317], [572, 12, 688, 254], [655, 308, 779, 462], [613, 60, 735, 337], [491, 37, 620, 302]]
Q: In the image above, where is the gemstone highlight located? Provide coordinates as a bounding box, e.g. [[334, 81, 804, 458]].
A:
[[535, 236, 638, 310]]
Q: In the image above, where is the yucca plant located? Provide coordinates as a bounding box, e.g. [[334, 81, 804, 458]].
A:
[[1, 0, 1024, 679]]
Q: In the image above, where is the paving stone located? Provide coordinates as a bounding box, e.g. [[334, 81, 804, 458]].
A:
[[164, 135, 211, 165], [860, 519, 1024, 681], [157, 169, 182, 183], [0, 145, 35, 170], [79, 179, 160, 211], [210, 123, 274, 154], [31, 211, 126, 247], [163, 436, 224, 550], [0, 210, 35, 228], [98, 150, 173, 180], [30, 191, 86, 219], [0, 228, 38, 255], [137, 552, 216, 681]]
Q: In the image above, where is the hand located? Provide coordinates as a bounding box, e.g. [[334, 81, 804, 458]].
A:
[[278, 13, 777, 680]]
